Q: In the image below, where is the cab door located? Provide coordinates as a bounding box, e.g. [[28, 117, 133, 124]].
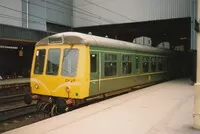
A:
[[89, 52, 100, 96]]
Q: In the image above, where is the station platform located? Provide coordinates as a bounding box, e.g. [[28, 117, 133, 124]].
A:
[[4, 79, 200, 134], [0, 78, 29, 86]]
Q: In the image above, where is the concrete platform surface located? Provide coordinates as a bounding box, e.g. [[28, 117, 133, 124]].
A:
[[4, 79, 200, 134]]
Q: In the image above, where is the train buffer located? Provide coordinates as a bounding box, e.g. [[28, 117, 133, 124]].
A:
[[4, 78, 199, 134]]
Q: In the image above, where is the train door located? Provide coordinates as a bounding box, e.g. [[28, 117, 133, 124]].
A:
[[89, 52, 101, 96]]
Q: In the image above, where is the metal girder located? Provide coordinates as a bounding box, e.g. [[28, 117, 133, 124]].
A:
[[0, 23, 55, 43], [75, 17, 191, 51]]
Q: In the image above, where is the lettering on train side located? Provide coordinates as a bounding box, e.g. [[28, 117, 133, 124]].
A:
[[65, 79, 75, 82]]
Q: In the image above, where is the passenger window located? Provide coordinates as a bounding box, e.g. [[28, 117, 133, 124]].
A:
[[136, 56, 139, 70], [122, 55, 132, 74], [46, 49, 61, 75], [143, 56, 149, 73], [91, 54, 97, 73], [158, 57, 162, 71], [163, 58, 168, 71], [34, 49, 46, 74], [162, 58, 165, 71], [166, 58, 168, 70], [151, 57, 156, 72], [104, 54, 117, 76]]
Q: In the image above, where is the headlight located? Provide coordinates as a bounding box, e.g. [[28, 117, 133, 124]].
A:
[[34, 84, 39, 89]]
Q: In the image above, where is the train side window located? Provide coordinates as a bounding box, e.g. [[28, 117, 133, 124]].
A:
[[166, 58, 168, 70], [136, 56, 139, 70], [162, 58, 168, 71], [158, 57, 162, 71], [34, 49, 46, 74], [122, 55, 132, 74], [90, 54, 97, 73], [162, 58, 165, 71], [143, 56, 149, 73], [151, 57, 156, 72], [104, 54, 117, 76]]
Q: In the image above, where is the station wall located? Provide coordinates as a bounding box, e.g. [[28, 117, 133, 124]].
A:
[[22, 0, 73, 31], [0, 0, 22, 27], [73, 0, 191, 27]]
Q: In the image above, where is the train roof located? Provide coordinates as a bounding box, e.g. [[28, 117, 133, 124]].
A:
[[36, 32, 171, 54]]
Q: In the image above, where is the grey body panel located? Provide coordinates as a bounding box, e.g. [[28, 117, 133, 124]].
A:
[[36, 32, 171, 54]]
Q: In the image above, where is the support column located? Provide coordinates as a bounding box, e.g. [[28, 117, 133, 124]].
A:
[[194, 0, 200, 129], [26, 0, 29, 28]]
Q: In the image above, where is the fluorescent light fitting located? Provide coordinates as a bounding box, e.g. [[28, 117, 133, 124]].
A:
[[180, 37, 187, 40], [0, 45, 18, 49]]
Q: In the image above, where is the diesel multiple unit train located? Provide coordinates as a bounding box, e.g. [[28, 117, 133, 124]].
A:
[[24, 32, 183, 115]]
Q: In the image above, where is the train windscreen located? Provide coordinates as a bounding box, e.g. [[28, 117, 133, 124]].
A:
[[34, 49, 46, 74], [46, 48, 61, 75], [61, 49, 79, 77]]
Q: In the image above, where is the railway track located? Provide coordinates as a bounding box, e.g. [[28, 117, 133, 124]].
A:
[[0, 79, 38, 122], [0, 93, 38, 122], [0, 94, 25, 105], [0, 101, 37, 121]]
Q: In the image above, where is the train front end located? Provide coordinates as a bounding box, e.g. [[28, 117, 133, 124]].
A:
[[24, 35, 90, 113]]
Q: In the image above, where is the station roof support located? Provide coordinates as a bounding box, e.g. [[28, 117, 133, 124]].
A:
[[194, 0, 200, 129], [0, 23, 55, 45]]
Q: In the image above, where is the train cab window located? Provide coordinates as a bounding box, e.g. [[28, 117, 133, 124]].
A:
[[143, 57, 149, 73], [46, 48, 61, 75], [151, 57, 156, 72], [61, 49, 79, 77], [122, 55, 132, 74], [104, 54, 117, 76], [136, 56, 139, 70], [34, 49, 46, 74], [91, 54, 97, 73]]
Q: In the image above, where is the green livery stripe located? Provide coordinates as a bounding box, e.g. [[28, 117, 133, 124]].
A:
[[90, 71, 167, 82]]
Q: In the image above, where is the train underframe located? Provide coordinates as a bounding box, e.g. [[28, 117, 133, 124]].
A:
[[24, 93, 86, 116], [23, 78, 169, 116]]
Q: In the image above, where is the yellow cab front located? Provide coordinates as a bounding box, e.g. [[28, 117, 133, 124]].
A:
[[30, 44, 90, 100]]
